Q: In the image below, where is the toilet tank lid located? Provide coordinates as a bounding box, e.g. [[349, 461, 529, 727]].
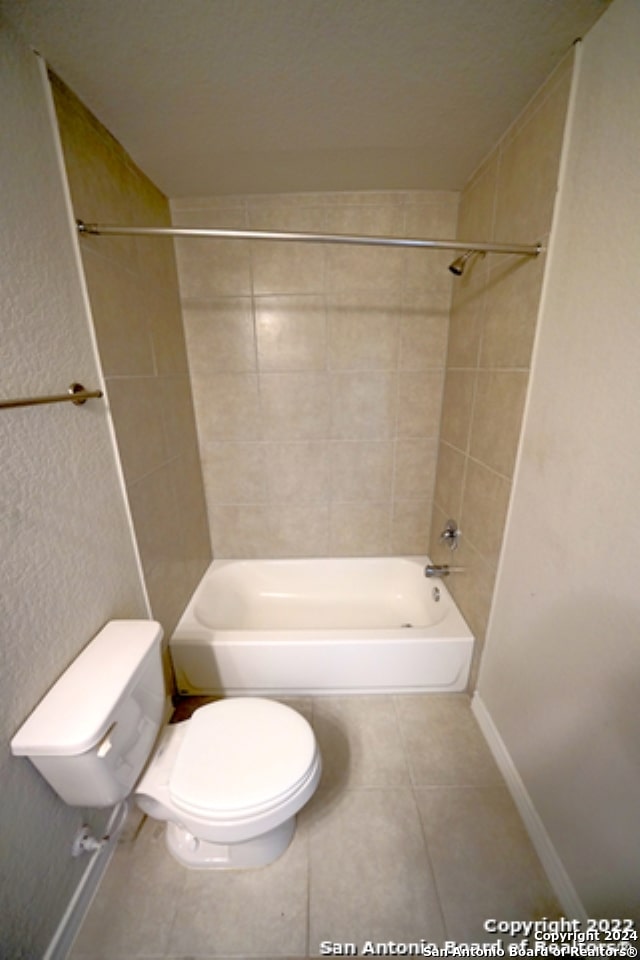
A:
[[11, 620, 163, 757]]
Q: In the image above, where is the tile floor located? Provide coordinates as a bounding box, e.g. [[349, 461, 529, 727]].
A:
[[70, 694, 559, 959]]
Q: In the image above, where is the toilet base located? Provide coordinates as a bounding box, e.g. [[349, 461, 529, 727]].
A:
[[166, 816, 296, 869]]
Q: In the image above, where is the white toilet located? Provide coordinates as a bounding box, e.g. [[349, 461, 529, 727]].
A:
[[10, 620, 321, 869]]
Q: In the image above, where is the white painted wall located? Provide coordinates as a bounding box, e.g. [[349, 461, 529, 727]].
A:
[[0, 21, 147, 956], [476, 0, 640, 919]]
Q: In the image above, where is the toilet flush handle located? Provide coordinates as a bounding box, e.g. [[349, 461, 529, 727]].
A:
[[96, 722, 117, 758]]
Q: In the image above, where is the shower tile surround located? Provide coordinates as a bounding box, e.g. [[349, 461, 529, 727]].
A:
[[428, 54, 574, 679], [70, 694, 559, 957], [171, 191, 458, 558], [51, 75, 212, 640]]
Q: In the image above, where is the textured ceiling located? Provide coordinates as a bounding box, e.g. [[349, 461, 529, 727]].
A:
[[2, 0, 609, 197]]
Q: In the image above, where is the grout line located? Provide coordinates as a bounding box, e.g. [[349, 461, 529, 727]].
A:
[[391, 695, 449, 939]]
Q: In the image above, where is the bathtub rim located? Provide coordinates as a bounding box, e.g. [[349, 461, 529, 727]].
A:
[[170, 555, 474, 696], [173, 554, 470, 638]]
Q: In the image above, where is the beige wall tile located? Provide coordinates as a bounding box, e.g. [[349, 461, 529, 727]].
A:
[[327, 291, 399, 370], [324, 206, 405, 292], [183, 298, 256, 374], [171, 447, 213, 586], [439, 369, 476, 451], [403, 196, 459, 290], [173, 209, 252, 298], [54, 77, 212, 637], [264, 442, 329, 503], [149, 284, 191, 377], [252, 239, 326, 296], [480, 254, 545, 369], [445, 259, 488, 369], [394, 438, 438, 500], [192, 372, 262, 442], [267, 503, 330, 557], [201, 442, 268, 503], [433, 441, 466, 520], [461, 459, 512, 566], [193, 373, 261, 448], [135, 229, 177, 282], [397, 371, 444, 438], [458, 153, 499, 242], [469, 371, 528, 477], [330, 501, 391, 556], [398, 294, 450, 370], [429, 59, 571, 674], [54, 78, 138, 270], [81, 249, 155, 376], [157, 376, 200, 456], [248, 202, 326, 295], [329, 441, 394, 501], [494, 64, 572, 245], [391, 500, 431, 555], [173, 191, 451, 558], [212, 498, 331, 559], [330, 371, 397, 440], [127, 462, 181, 581], [325, 245, 405, 292], [174, 238, 252, 298], [260, 372, 330, 440], [255, 295, 326, 371], [208, 504, 272, 558], [172, 195, 247, 213], [107, 377, 167, 485]]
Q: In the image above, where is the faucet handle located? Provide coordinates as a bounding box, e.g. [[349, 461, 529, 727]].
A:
[[440, 519, 461, 550], [424, 563, 465, 578]]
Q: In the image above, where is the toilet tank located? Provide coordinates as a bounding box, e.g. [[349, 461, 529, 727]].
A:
[[11, 621, 166, 807]]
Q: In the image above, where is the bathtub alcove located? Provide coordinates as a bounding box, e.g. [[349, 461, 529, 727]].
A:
[[170, 556, 473, 696]]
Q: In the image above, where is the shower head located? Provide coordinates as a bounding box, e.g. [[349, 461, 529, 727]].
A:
[[448, 250, 474, 276]]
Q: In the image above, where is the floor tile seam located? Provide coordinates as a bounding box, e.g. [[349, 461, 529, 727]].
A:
[[313, 770, 448, 941], [327, 782, 418, 793], [161, 860, 189, 960], [389, 693, 417, 787], [405, 778, 449, 940], [305, 783, 312, 960], [410, 780, 511, 792]]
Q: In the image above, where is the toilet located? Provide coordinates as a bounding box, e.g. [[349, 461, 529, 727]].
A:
[[10, 620, 321, 869]]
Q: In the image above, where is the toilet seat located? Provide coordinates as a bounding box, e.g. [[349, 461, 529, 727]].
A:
[[169, 698, 318, 820], [134, 695, 322, 866]]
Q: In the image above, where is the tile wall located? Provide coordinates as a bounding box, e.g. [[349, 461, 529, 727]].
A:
[[428, 54, 574, 678], [51, 75, 212, 640], [171, 191, 458, 558]]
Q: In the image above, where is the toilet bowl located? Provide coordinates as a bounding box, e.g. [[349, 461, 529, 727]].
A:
[[10, 621, 322, 869], [135, 696, 321, 868]]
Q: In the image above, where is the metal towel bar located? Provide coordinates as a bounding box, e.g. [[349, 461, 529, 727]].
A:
[[0, 382, 103, 411]]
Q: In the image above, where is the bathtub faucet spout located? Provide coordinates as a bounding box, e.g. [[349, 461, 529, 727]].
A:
[[424, 564, 464, 578]]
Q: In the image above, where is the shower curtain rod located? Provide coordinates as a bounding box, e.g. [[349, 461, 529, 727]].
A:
[[76, 220, 542, 257]]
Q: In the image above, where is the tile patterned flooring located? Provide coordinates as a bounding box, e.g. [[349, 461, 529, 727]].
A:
[[70, 694, 559, 959]]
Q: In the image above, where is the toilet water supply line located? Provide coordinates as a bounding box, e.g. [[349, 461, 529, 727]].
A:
[[71, 800, 129, 857]]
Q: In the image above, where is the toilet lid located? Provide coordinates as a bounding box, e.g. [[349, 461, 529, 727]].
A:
[[169, 698, 318, 819]]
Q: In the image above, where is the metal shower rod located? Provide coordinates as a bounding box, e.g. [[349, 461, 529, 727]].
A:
[[76, 220, 542, 257]]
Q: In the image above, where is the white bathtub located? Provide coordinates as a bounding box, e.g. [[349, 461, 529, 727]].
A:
[[170, 557, 474, 695]]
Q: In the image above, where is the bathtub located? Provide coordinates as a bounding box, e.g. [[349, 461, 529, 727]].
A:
[[170, 557, 474, 696]]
